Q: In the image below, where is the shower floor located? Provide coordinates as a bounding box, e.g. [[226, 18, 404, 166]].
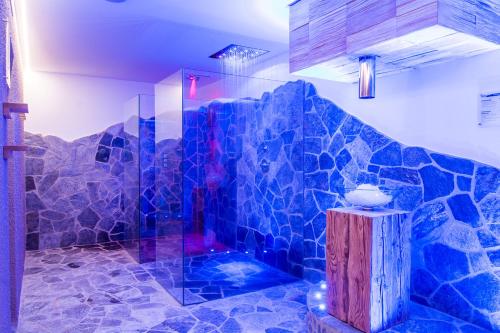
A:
[[122, 232, 298, 304], [143, 249, 299, 304], [120, 232, 232, 263]]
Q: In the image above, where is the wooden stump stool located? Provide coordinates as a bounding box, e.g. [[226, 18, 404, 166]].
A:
[[326, 208, 410, 333]]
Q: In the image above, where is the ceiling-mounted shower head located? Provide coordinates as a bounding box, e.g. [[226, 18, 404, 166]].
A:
[[209, 44, 269, 60]]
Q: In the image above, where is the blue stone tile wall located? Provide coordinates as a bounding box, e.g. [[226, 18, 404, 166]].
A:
[[300, 82, 500, 331], [203, 102, 239, 248], [136, 118, 158, 240], [25, 124, 128, 251], [183, 81, 305, 277], [182, 109, 201, 232], [182, 102, 239, 248], [236, 82, 305, 277], [24, 116, 183, 258], [154, 137, 183, 236]]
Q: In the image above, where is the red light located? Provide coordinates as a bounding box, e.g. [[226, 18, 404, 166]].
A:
[[189, 77, 197, 99]]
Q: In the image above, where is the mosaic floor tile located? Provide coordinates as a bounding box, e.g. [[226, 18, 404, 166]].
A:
[[19, 244, 492, 333], [18, 243, 307, 333], [144, 249, 299, 305]]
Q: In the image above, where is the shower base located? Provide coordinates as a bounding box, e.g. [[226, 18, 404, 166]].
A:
[[121, 232, 230, 262], [143, 249, 299, 305]]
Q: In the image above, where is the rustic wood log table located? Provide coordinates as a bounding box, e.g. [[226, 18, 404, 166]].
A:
[[326, 208, 411, 333]]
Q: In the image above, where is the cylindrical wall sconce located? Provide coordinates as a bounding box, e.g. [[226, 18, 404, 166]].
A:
[[359, 55, 376, 99]]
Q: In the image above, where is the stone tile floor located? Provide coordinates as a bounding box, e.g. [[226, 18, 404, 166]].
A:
[[144, 250, 298, 305], [17, 242, 494, 333], [17, 242, 308, 333], [306, 283, 494, 333]]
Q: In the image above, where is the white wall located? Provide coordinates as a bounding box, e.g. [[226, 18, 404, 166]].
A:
[[24, 50, 500, 167], [250, 50, 500, 168], [25, 71, 154, 141], [155, 70, 183, 140]]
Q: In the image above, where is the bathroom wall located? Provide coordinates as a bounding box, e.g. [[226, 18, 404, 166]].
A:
[[236, 82, 305, 277], [25, 116, 183, 253], [185, 79, 498, 330], [23, 72, 157, 251], [25, 124, 128, 250], [183, 104, 239, 249], [249, 50, 500, 168], [300, 82, 499, 331], [25, 71, 154, 141], [183, 81, 306, 277]]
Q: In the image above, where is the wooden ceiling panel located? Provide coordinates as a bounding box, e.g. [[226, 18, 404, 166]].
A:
[[289, 0, 500, 82]]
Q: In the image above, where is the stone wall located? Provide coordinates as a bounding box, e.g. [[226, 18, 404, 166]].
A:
[[25, 124, 128, 250], [183, 103, 239, 248], [184, 80, 499, 330], [183, 82, 305, 277], [236, 83, 305, 277], [26, 119, 183, 255], [300, 82, 499, 331]]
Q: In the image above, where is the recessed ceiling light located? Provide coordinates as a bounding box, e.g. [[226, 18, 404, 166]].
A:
[[105, 0, 127, 3]]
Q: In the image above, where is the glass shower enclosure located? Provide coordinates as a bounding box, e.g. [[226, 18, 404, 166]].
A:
[[122, 69, 302, 305]]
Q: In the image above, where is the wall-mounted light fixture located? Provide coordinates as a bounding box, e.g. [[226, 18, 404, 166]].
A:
[[186, 74, 199, 99], [358, 55, 376, 99]]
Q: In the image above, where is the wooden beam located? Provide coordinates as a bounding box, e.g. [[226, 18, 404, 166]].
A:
[[290, 24, 311, 72], [326, 209, 350, 322], [347, 0, 397, 35], [290, 0, 310, 31], [346, 212, 371, 332], [439, 0, 500, 44], [310, 0, 351, 21], [289, 0, 499, 81], [310, 5, 348, 63]]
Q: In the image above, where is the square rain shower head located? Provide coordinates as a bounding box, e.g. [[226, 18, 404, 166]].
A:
[[209, 44, 269, 60]]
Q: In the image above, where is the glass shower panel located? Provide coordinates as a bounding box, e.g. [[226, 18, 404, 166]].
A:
[[123, 69, 303, 306], [151, 71, 184, 303], [122, 94, 160, 263], [181, 69, 301, 304], [122, 95, 141, 262]]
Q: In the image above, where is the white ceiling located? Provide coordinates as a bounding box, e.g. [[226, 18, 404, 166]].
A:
[[17, 0, 290, 83]]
